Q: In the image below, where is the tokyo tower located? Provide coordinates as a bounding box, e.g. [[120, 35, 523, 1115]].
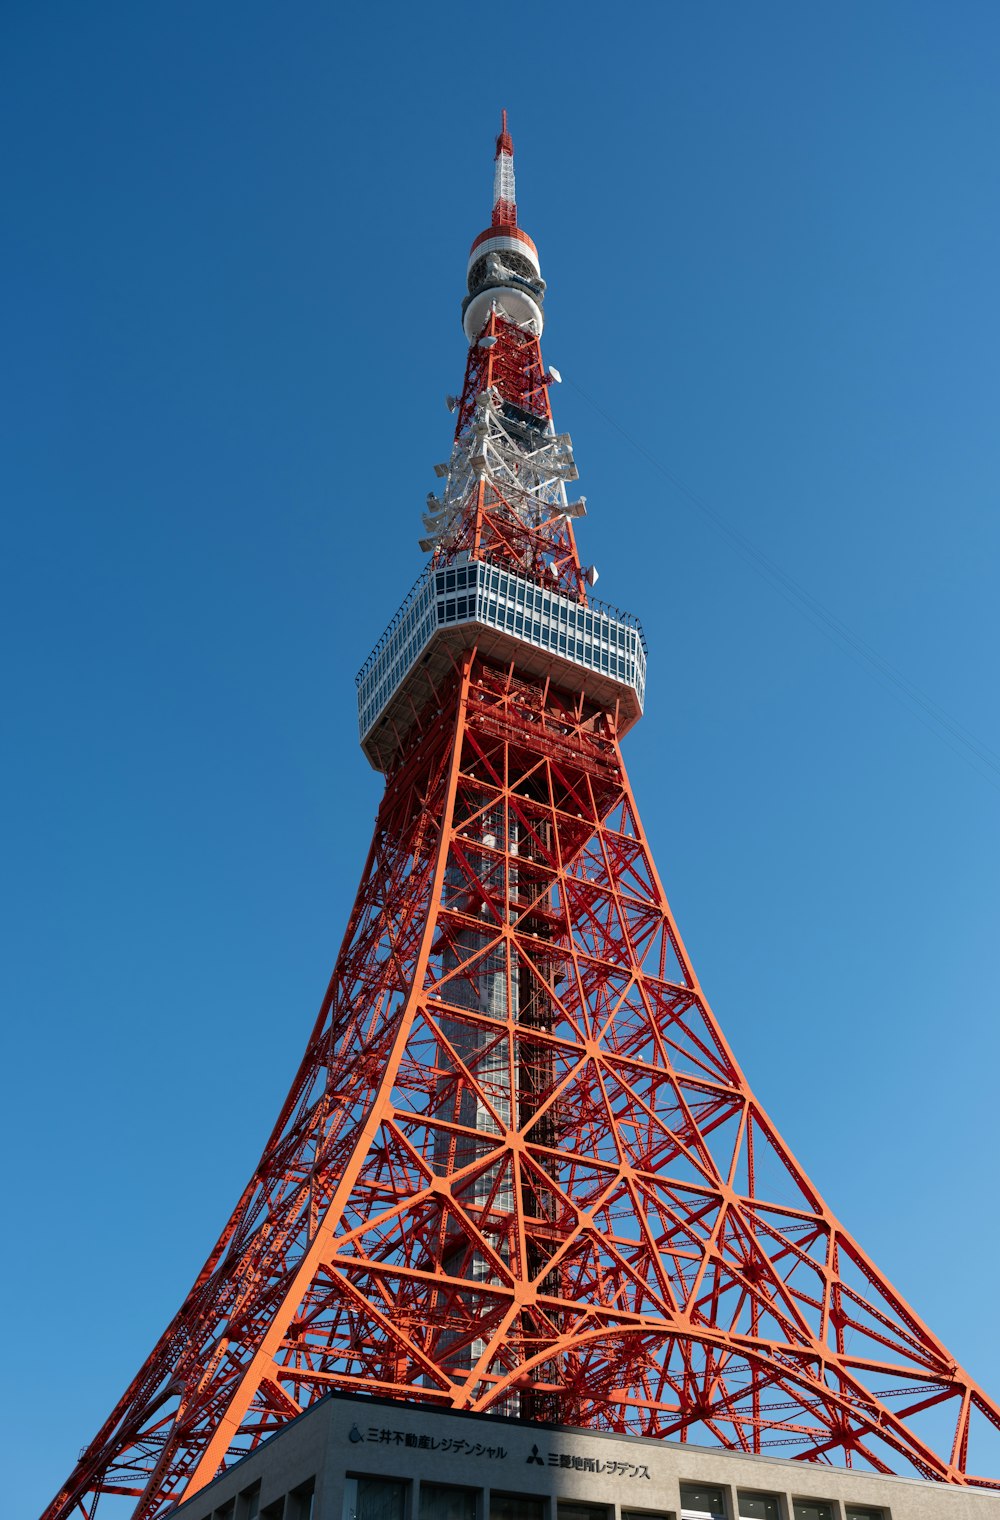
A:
[[44, 114, 1000, 1520]]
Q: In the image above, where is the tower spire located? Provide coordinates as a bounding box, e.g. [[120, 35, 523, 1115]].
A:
[[418, 119, 583, 603], [492, 106, 517, 226]]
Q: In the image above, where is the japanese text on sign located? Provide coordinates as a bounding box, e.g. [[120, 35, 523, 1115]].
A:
[[527, 1444, 650, 1480], [349, 1425, 508, 1461]]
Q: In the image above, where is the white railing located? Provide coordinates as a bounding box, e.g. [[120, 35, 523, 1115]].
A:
[[356, 559, 647, 743]]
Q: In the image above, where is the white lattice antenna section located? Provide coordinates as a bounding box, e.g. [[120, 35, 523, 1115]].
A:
[[493, 151, 515, 216], [492, 108, 517, 226]]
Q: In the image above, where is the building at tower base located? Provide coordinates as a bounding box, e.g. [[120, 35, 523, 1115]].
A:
[[170, 1394, 1000, 1520]]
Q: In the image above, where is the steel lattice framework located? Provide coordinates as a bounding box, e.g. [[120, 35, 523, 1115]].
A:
[[44, 115, 1000, 1520]]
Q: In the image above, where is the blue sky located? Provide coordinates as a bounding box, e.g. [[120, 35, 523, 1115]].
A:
[[3, 4, 1000, 1514]]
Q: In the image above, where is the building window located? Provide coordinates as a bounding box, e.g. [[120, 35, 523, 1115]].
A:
[[622, 1509, 674, 1520], [737, 1497, 780, 1520], [558, 1504, 609, 1520], [346, 1477, 409, 1520], [237, 1484, 261, 1520], [289, 1479, 315, 1520], [420, 1485, 477, 1520], [679, 1485, 727, 1519], [792, 1505, 833, 1520], [845, 1510, 886, 1520], [213, 1502, 235, 1520], [490, 1494, 545, 1520]]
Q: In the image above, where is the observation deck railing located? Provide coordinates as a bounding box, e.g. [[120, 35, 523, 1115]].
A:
[[356, 558, 647, 749]]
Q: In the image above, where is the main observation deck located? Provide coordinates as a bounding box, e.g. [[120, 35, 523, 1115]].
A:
[[356, 558, 647, 772]]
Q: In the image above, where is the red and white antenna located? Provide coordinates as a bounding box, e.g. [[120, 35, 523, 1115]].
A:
[[492, 107, 517, 226], [465, 111, 543, 342]]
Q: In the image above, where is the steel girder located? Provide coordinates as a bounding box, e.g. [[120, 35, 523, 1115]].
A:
[[433, 312, 586, 604]]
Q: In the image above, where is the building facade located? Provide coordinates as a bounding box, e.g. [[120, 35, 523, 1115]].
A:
[[172, 1394, 1000, 1520]]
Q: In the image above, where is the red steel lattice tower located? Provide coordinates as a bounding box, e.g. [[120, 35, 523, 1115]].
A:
[[45, 115, 1000, 1520]]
